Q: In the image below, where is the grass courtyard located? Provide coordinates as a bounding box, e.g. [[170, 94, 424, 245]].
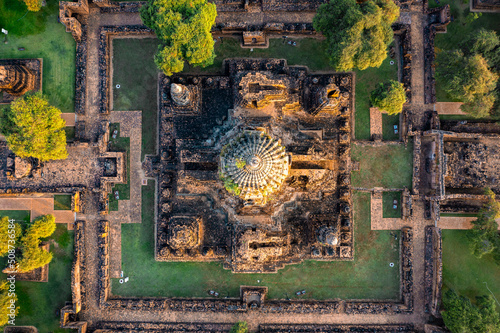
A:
[[351, 141, 414, 189], [0, 0, 76, 113], [113, 188, 400, 300], [0, 209, 73, 333], [111, 36, 405, 301], [442, 230, 500, 309], [383, 192, 402, 218]]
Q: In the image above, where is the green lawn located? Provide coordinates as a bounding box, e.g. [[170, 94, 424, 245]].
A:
[[0, 0, 76, 113], [382, 114, 400, 141], [64, 127, 75, 142], [112, 188, 400, 300], [353, 59, 398, 141], [112, 38, 159, 158], [0, 0, 56, 37], [108, 123, 131, 211], [383, 192, 402, 218], [442, 230, 500, 307], [0, 224, 74, 332], [53, 194, 71, 211], [0, 210, 30, 223], [433, 0, 500, 103], [351, 141, 414, 189]]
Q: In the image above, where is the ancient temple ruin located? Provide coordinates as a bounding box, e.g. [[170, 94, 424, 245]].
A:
[[0, 59, 42, 103], [219, 131, 290, 205], [154, 59, 355, 273]]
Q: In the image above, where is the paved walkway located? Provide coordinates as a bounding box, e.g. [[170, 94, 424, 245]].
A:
[[216, 11, 316, 26], [369, 107, 382, 139], [434, 102, 465, 115], [406, 7, 433, 131], [370, 191, 409, 230], [0, 197, 74, 224], [106, 110, 143, 278], [107, 111, 143, 224], [438, 216, 500, 230], [61, 113, 76, 126]]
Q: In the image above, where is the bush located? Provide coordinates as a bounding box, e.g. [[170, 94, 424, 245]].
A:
[[0, 93, 67, 161], [370, 80, 406, 115]]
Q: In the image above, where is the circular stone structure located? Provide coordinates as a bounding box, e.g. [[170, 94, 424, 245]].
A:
[[317, 226, 339, 246], [220, 131, 289, 204], [170, 83, 191, 106]]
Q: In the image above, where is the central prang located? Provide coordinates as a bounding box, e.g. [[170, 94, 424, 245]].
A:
[[247, 155, 262, 170], [219, 131, 289, 205]]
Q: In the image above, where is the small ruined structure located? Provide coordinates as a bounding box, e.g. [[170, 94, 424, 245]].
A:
[[470, 0, 500, 12], [219, 131, 289, 205], [418, 121, 500, 218], [170, 83, 191, 106], [59, 0, 113, 41], [155, 58, 355, 272], [317, 225, 339, 246], [0, 64, 35, 96], [0, 59, 42, 103]]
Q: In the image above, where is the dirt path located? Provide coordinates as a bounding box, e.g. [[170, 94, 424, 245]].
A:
[[406, 7, 434, 132]]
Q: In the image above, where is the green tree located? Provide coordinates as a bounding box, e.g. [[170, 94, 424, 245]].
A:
[[436, 50, 498, 117], [0, 281, 18, 328], [0, 217, 22, 257], [140, 0, 217, 76], [441, 289, 500, 333], [462, 29, 500, 65], [313, 0, 399, 71], [17, 214, 56, 273], [370, 80, 406, 115], [230, 321, 248, 333], [469, 188, 500, 258], [0, 93, 67, 161]]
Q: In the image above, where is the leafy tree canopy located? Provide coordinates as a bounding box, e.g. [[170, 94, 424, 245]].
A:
[[461, 28, 500, 69], [370, 79, 406, 115], [0, 93, 67, 161], [441, 289, 500, 333], [469, 188, 500, 259], [313, 0, 399, 71], [17, 214, 56, 273], [436, 50, 498, 118], [21, 0, 42, 11], [140, 0, 217, 76], [230, 322, 248, 333], [0, 217, 22, 257], [0, 281, 18, 328]]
